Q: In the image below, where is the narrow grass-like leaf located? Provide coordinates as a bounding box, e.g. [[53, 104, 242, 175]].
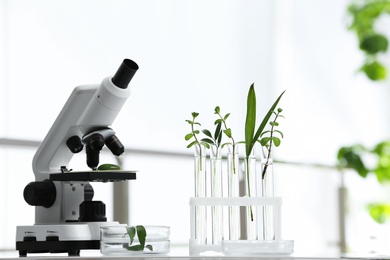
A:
[[245, 83, 256, 157], [253, 91, 285, 146]]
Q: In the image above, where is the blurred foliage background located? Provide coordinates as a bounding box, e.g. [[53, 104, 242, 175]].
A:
[[338, 0, 390, 223]]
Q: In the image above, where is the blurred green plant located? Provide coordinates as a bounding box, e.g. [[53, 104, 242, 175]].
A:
[[337, 141, 390, 223], [348, 0, 390, 80]]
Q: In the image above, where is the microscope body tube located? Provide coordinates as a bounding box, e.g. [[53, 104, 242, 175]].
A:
[[31, 59, 137, 224]]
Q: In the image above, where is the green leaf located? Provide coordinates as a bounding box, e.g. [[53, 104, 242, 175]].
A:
[[337, 146, 369, 178], [202, 129, 212, 138], [274, 130, 284, 138], [217, 132, 222, 146], [136, 225, 147, 250], [200, 138, 214, 144], [260, 130, 271, 137], [186, 140, 197, 148], [214, 119, 223, 125], [126, 226, 136, 245], [253, 91, 286, 150], [214, 106, 220, 114], [194, 130, 200, 134], [145, 245, 153, 251], [224, 128, 232, 138], [221, 142, 232, 148], [185, 133, 193, 141], [192, 112, 199, 118], [272, 137, 281, 147], [368, 203, 390, 224], [224, 113, 230, 120], [126, 244, 143, 251], [214, 122, 222, 140], [245, 83, 256, 158], [260, 137, 270, 146], [360, 34, 388, 54], [373, 141, 390, 156], [361, 60, 387, 81], [202, 142, 210, 149]]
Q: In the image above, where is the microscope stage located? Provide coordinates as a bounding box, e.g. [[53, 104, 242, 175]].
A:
[[50, 170, 136, 182]]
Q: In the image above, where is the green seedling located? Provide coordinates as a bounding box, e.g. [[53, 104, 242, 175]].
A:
[[125, 225, 153, 252]]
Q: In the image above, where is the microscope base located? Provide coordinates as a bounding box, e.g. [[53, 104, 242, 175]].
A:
[[16, 240, 99, 257], [16, 222, 123, 257]]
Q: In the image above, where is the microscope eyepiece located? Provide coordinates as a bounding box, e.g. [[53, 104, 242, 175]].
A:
[[112, 59, 139, 89]]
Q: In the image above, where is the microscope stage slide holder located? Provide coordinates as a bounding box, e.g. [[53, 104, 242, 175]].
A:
[[49, 171, 136, 182]]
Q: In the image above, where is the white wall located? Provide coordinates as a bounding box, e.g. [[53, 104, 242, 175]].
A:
[[1, 0, 390, 255]]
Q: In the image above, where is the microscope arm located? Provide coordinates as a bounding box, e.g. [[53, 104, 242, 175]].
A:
[[32, 59, 138, 181]]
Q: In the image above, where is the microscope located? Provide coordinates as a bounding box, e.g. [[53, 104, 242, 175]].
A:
[[15, 59, 139, 257]]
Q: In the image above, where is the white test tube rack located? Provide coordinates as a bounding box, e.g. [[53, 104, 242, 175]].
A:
[[189, 196, 293, 255]]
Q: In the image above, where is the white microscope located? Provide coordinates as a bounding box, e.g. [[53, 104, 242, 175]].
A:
[[15, 59, 139, 257]]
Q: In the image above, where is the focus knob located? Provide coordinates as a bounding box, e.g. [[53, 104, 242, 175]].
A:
[[23, 180, 56, 208], [78, 201, 107, 222]]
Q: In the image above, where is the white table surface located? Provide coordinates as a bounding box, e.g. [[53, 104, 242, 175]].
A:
[[1, 250, 390, 260]]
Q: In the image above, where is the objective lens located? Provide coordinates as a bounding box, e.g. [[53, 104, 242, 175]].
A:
[[89, 134, 105, 151], [105, 135, 125, 156]]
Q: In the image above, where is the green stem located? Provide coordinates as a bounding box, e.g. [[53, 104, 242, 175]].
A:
[[218, 113, 237, 174], [191, 122, 203, 171], [245, 157, 254, 221], [261, 113, 279, 179]]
